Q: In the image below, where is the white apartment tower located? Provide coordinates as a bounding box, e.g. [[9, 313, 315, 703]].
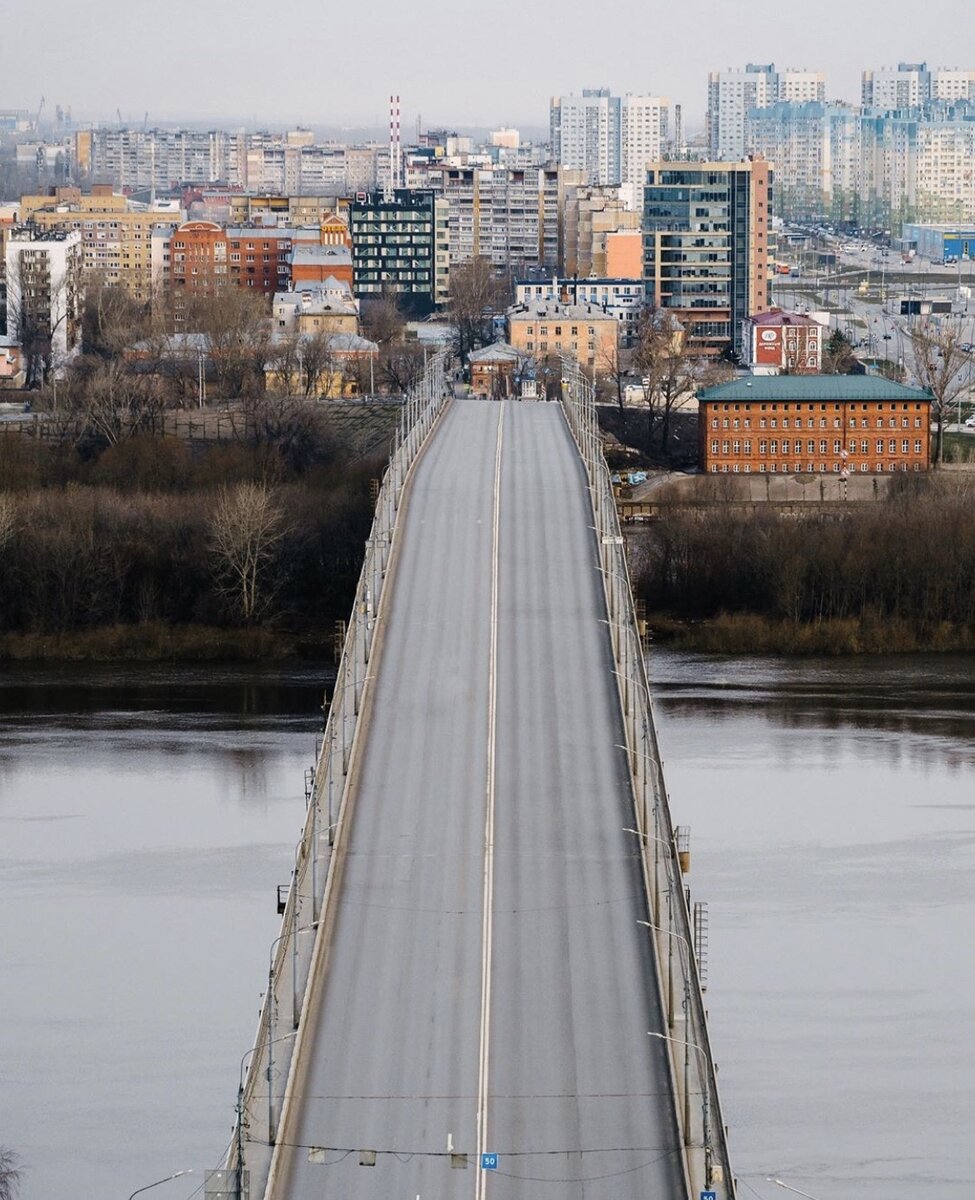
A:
[[707, 63, 826, 158], [620, 94, 669, 211], [550, 89, 622, 186], [4, 227, 82, 380]]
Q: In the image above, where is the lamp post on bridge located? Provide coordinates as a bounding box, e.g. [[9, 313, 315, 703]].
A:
[[649, 1030, 712, 1187], [768, 1177, 824, 1200], [266, 922, 319, 1144], [127, 1170, 192, 1200], [641, 920, 696, 1139]]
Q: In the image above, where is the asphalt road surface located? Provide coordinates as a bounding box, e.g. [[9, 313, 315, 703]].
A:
[[271, 398, 684, 1199]]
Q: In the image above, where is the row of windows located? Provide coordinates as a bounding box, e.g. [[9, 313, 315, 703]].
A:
[[711, 415, 923, 430], [711, 439, 925, 455], [711, 462, 924, 474]]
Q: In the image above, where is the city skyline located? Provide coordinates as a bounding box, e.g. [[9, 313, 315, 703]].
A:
[[5, 0, 975, 130]]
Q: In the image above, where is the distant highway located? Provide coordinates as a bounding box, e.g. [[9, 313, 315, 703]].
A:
[[268, 398, 685, 1199]]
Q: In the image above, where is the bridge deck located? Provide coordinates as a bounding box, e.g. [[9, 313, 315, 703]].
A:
[[272, 398, 684, 1198]]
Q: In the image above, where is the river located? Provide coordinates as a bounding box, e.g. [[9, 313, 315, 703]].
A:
[[1, 654, 973, 1199]]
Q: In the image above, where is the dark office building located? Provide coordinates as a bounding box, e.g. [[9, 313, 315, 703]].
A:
[[348, 189, 445, 315]]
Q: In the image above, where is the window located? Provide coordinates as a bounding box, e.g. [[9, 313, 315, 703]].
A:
[[833, 440, 841, 454], [914, 440, 922, 453], [819, 440, 827, 454], [759, 440, 768, 454], [782, 440, 790, 454], [861, 440, 869, 453], [733, 440, 741, 453], [889, 440, 896, 453], [807, 440, 814, 453], [721, 440, 730, 453], [876, 440, 883, 453], [711, 418, 718, 428], [902, 440, 909, 454], [722, 418, 729, 428], [743, 440, 752, 454], [710, 440, 719, 454]]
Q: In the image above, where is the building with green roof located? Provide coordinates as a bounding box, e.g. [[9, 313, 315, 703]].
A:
[[697, 373, 932, 475]]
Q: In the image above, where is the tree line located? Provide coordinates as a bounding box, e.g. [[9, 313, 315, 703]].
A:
[[0, 430, 381, 646], [632, 474, 975, 637]]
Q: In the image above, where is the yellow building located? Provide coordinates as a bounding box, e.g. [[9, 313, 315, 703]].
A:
[[19, 185, 184, 304], [507, 301, 619, 372]]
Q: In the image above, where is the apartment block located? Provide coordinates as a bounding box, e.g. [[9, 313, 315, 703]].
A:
[[620, 95, 669, 212], [426, 164, 559, 274], [746, 102, 860, 224], [698, 376, 932, 475], [643, 159, 773, 357], [18, 185, 183, 303], [560, 176, 641, 278], [707, 63, 825, 158], [4, 227, 83, 377], [550, 90, 622, 186]]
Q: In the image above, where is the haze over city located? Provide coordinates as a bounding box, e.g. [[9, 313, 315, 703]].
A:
[[6, 0, 975, 127]]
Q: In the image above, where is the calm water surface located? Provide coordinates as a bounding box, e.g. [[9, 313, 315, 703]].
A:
[[2, 654, 974, 1199], [652, 651, 975, 1200], [0, 663, 326, 1200]]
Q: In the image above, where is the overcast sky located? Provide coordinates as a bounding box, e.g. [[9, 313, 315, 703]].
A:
[[5, 0, 975, 133]]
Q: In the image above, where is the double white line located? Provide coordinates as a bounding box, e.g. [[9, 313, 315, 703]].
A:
[[475, 402, 504, 1200]]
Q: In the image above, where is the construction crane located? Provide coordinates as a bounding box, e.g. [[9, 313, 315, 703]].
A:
[[32, 96, 45, 134], [142, 111, 149, 133], [117, 108, 124, 130]]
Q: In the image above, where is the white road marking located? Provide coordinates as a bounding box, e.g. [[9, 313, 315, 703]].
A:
[[476, 402, 504, 1200]]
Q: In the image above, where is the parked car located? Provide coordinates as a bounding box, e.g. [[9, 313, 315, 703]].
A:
[[965, 414, 975, 427]]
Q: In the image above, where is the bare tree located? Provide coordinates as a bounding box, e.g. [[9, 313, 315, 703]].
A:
[[632, 310, 730, 458], [381, 342, 427, 394], [360, 292, 407, 349], [62, 359, 167, 445], [186, 288, 271, 398], [0, 1146, 22, 1200], [209, 482, 287, 622], [299, 330, 339, 397], [82, 277, 149, 359], [907, 319, 971, 465], [449, 257, 509, 363]]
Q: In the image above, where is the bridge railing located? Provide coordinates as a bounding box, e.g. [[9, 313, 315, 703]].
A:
[[558, 356, 737, 1200], [209, 353, 451, 1200]]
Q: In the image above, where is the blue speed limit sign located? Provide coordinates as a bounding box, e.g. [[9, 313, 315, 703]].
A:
[[481, 1153, 499, 1170]]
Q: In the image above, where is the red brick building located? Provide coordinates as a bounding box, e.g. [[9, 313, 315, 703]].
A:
[[225, 227, 293, 295], [698, 376, 933, 475], [742, 309, 823, 374]]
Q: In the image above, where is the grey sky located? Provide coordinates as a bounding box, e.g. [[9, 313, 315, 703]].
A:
[[5, 0, 975, 132]]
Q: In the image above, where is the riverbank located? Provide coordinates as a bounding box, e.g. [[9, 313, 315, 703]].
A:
[[0, 621, 335, 662], [648, 612, 975, 655]]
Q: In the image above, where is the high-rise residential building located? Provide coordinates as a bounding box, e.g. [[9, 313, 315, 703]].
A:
[[17, 185, 183, 304], [707, 64, 826, 158], [550, 89, 622, 186], [862, 62, 933, 109], [425, 164, 560, 275], [620, 95, 669, 211], [4, 226, 83, 378], [348, 189, 448, 314], [862, 62, 975, 109], [643, 159, 773, 357], [746, 102, 860, 224]]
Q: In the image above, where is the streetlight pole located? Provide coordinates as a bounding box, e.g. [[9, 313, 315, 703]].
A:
[[127, 1170, 192, 1200], [649, 1031, 712, 1186], [768, 1177, 823, 1200], [641, 921, 694, 1135]]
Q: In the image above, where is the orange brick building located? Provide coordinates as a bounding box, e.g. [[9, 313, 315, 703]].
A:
[[698, 376, 933, 475], [169, 220, 228, 296]]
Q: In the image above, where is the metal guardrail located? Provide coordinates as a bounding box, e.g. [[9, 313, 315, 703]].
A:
[[559, 356, 737, 1200], [208, 353, 450, 1200]]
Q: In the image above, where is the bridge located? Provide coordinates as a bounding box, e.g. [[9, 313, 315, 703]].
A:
[[205, 356, 735, 1200]]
